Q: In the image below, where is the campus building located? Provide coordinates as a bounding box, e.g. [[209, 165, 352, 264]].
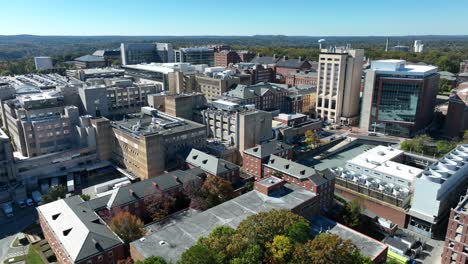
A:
[[442, 189, 468, 264], [174, 47, 215, 66], [120, 43, 174, 65], [360, 60, 439, 137], [243, 140, 293, 179], [186, 149, 240, 183]]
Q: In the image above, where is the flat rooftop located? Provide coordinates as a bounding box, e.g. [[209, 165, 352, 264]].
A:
[[371, 59, 438, 76], [309, 215, 388, 261], [372, 160, 423, 182], [123, 63, 196, 74], [131, 184, 316, 262], [347, 145, 403, 170]]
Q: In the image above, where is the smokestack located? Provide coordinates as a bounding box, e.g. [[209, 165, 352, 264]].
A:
[[385, 38, 389, 52]]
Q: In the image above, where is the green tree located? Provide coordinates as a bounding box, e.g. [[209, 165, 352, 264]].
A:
[[463, 130, 468, 144], [436, 140, 456, 156], [110, 211, 145, 243], [178, 243, 219, 264], [438, 78, 454, 94], [42, 185, 66, 204], [266, 235, 293, 264], [229, 243, 262, 264], [80, 194, 91, 201], [342, 199, 364, 228], [291, 233, 371, 264], [201, 176, 235, 208], [287, 221, 311, 244], [135, 256, 167, 264], [198, 226, 236, 263]]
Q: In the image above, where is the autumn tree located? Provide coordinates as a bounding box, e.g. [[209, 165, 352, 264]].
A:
[[266, 235, 293, 264], [110, 211, 145, 243], [342, 198, 364, 229], [201, 176, 235, 208], [42, 185, 66, 204], [135, 256, 167, 264], [144, 192, 175, 222], [178, 243, 219, 264], [291, 233, 371, 264], [305, 130, 320, 148]]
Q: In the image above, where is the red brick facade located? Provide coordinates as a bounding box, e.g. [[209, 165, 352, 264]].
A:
[[442, 208, 468, 264], [243, 149, 292, 179], [285, 72, 318, 87], [186, 163, 240, 184]]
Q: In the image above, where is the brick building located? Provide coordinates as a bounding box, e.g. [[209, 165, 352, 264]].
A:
[[37, 196, 125, 264], [286, 85, 317, 114], [242, 141, 293, 179], [285, 71, 318, 87], [263, 155, 335, 210], [442, 190, 468, 264], [186, 149, 240, 184], [214, 50, 241, 67], [276, 57, 312, 76]]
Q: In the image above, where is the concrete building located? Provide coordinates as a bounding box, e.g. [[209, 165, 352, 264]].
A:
[[174, 47, 214, 66], [413, 40, 424, 53], [37, 196, 125, 264], [236, 50, 256, 63], [120, 43, 174, 65], [0, 128, 15, 185], [408, 144, 468, 238], [460, 60, 468, 74], [263, 155, 335, 210], [74, 55, 106, 69], [1, 74, 81, 90], [272, 113, 322, 141], [34, 56, 53, 70], [214, 50, 241, 67], [122, 63, 204, 91], [66, 68, 125, 81], [196, 74, 239, 101], [111, 107, 206, 179], [286, 85, 317, 114], [285, 70, 318, 87], [444, 88, 468, 139], [316, 47, 364, 125], [221, 82, 290, 112], [331, 145, 423, 227], [147, 93, 206, 121], [78, 78, 161, 117], [186, 149, 240, 183], [442, 189, 468, 264], [130, 177, 319, 262], [92, 49, 121, 66], [201, 101, 272, 154], [243, 140, 293, 179], [275, 57, 312, 76], [360, 60, 439, 137]]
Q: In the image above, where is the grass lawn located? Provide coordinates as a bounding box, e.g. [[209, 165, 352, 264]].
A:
[[26, 245, 44, 264], [11, 237, 20, 247]]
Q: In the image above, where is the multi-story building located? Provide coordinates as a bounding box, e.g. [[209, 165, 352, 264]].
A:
[[66, 68, 125, 81], [111, 107, 206, 179], [331, 145, 423, 227], [130, 176, 319, 263], [34, 57, 53, 70], [73, 55, 106, 69], [201, 101, 272, 154], [0, 128, 15, 185], [408, 144, 468, 238], [276, 57, 312, 76], [235, 63, 275, 84], [285, 71, 318, 87], [263, 154, 335, 210], [1, 88, 78, 157], [360, 60, 439, 137], [286, 85, 317, 114], [460, 60, 468, 74], [444, 88, 468, 139], [442, 190, 468, 264], [120, 43, 174, 65], [37, 196, 125, 264], [78, 78, 161, 117], [316, 47, 364, 125], [148, 93, 206, 121], [174, 47, 215, 66], [196, 74, 239, 101], [221, 82, 290, 112], [237, 50, 256, 63], [243, 140, 293, 179], [273, 113, 322, 141], [186, 149, 240, 183], [214, 50, 241, 67]]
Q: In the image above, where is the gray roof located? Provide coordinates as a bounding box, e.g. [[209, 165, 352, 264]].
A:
[[225, 82, 288, 99], [37, 196, 123, 263], [265, 154, 318, 179], [276, 59, 311, 69], [243, 141, 293, 159], [250, 56, 280, 65], [75, 55, 105, 62], [309, 215, 387, 261], [131, 183, 316, 262], [92, 49, 120, 57], [104, 171, 184, 209], [186, 149, 239, 175]]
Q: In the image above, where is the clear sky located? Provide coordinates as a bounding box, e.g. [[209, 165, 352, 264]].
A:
[[1, 0, 467, 36]]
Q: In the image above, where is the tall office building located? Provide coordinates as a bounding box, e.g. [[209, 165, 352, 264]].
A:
[[360, 60, 439, 137], [120, 43, 174, 65], [414, 40, 424, 53], [315, 47, 364, 125], [174, 47, 215, 66], [34, 57, 53, 70]]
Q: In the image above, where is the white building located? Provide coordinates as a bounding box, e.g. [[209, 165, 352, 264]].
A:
[[316, 47, 364, 125], [34, 57, 53, 70], [414, 40, 424, 53], [408, 144, 468, 238]]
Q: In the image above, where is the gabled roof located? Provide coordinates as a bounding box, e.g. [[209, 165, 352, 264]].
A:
[[265, 155, 333, 185], [243, 141, 293, 159], [186, 149, 239, 176], [75, 55, 105, 62], [37, 196, 123, 263], [250, 56, 280, 65], [276, 59, 311, 69], [225, 82, 288, 99]]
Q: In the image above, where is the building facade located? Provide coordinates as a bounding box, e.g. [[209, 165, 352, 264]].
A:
[[120, 43, 174, 65], [74, 55, 106, 69], [214, 50, 241, 67], [360, 60, 439, 137], [285, 71, 318, 87], [175, 47, 215, 66], [316, 47, 364, 125], [242, 140, 293, 179], [186, 149, 240, 183], [442, 190, 468, 264]]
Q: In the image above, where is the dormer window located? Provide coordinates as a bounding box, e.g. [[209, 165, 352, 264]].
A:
[[270, 159, 275, 164], [202, 159, 208, 164], [285, 164, 290, 169], [300, 170, 305, 175], [253, 148, 259, 152], [193, 155, 198, 160], [63, 228, 72, 236], [52, 213, 61, 220]]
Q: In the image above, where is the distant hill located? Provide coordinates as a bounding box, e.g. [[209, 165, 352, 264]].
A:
[[0, 35, 468, 61]]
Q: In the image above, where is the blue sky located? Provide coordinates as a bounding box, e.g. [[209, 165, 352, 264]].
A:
[[1, 0, 467, 36]]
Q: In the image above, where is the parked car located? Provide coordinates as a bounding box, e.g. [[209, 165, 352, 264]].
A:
[[26, 198, 34, 206], [17, 199, 27, 208], [2, 202, 14, 217], [31, 191, 42, 205]]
